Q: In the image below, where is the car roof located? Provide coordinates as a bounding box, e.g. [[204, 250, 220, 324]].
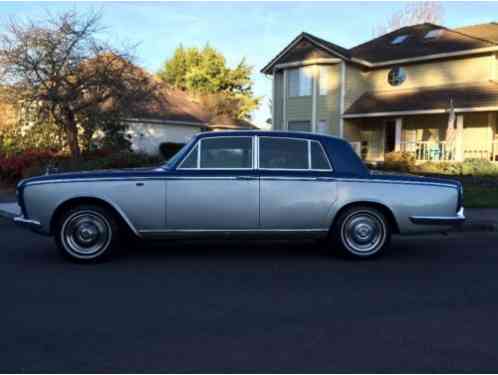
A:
[[195, 130, 344, 142]]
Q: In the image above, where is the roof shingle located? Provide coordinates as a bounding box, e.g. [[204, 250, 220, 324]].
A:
[[344, 81, 498, 116]]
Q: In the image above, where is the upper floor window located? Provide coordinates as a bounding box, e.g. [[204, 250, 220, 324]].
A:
[[288, 66, 313, 97], [179, 137, 253, 169], [388, 66, 407, 86], [391, 34, 409, 45], [318, 65, 332, 96]]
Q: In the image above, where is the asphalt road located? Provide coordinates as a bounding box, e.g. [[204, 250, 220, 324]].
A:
[[1, 217, 498, 373]]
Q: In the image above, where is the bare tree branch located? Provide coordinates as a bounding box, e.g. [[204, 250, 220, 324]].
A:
[[0, 10, 155, 157], [373, 2, 444, 36]]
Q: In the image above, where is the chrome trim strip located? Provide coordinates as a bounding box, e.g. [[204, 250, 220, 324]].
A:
[[24, 176, 244, 186], [13, 216, 41, 226], [260, 177, 325, 181], [13, 216, 45, 234], [336, 178, 459, 189], [139, 228, 328, 234], [307, 140, 312, 169], [410, 207, 465, 226], [22, 176, 457, 189]]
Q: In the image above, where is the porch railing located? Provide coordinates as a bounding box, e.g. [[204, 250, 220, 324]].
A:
[[464, 141, 498, 162], [400, 141, 456, 162], [400, 141, 498, 162]]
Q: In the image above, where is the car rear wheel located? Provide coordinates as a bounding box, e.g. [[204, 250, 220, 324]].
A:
[[55, 204, 120, 262], [332, 206, 391, 259]]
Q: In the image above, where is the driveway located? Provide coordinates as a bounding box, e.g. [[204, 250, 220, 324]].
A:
[[1, 217, 498, 372]]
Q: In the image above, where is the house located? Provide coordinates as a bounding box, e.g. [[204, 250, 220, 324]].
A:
[[1, 89, 256, 157], [124, 86, 257, 155], [262, 22, 498, 163]]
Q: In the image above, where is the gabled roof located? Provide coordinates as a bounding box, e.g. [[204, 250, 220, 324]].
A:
[[456, 22, 498, 43], [130, 84, 258, 129], [261, 32, 350, 74], [350, 23, 496, 64], [262, 22, 498, 73]]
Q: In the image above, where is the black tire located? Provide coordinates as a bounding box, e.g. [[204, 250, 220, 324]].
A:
[[331, 205, 391, 259], [54, 204, 121, 263]]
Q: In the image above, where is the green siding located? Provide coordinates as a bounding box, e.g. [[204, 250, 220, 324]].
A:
[[273, 71, 284, 130], [318, 64, 341, 137], [287, 97, 312, 121]]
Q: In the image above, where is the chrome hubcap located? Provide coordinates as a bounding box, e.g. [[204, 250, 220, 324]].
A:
[[62, 211, 111, 256], [342, 212, 385, 254]]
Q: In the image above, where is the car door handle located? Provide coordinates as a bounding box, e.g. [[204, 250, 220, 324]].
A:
[[236, 176, 257, 180], [314, 177, 334, 181]]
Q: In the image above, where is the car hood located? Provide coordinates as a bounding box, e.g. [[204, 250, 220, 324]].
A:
[[18, 167, 166, 188]]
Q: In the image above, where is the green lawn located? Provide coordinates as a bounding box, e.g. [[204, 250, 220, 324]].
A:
[[412, 173, 498, 208], [462, 185, 498, 208]]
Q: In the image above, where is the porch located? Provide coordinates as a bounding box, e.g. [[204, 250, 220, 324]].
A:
[[344, 112, 498, 163]]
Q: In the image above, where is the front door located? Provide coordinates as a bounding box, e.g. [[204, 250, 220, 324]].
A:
[[384, 120, 396, 153], [166, 136, 259, 231], [258, 136, 336, 233]]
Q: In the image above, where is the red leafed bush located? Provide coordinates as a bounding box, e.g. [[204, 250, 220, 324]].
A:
[[0, 150, 59, 182]]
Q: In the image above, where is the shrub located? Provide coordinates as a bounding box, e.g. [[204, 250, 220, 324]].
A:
[[461, 158, 498, 176], [382, 152, 416, 172], [415, 161, 463, 175], [0, 149, 163, 183], [0, 150, 59, 182], [159, 142, 185, 160]]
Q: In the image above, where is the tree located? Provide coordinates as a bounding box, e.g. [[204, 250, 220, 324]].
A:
[[0, 11, 155, 158], [373, 2, 444, 36], [157, 45, 259, 120]]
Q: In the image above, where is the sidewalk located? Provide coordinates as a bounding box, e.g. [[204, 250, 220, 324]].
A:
[[1, 187, 497, 232]]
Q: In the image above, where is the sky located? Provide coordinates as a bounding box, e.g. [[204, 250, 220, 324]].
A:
[[1, 1, 497, 128]]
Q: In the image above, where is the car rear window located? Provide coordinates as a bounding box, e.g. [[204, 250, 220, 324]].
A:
[[259, 137, 309, 169], [259, 137, 332, 171], [311, 141, 331, 170]]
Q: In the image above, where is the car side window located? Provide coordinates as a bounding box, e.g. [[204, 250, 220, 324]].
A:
[[259, 137, 308, 170], [311, 141, 332, 170], [178, 144, 198, 169], [200, 137, 253, 169]]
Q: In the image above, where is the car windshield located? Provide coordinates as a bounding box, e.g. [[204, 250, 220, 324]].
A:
[[163, 140, 195, 168]]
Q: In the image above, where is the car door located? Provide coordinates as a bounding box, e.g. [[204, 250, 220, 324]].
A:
[[258, 136, 337, 232], [166, 135, 259, 231]]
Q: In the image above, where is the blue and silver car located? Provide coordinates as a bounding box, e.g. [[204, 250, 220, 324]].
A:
[[14, 131, 465, 262]]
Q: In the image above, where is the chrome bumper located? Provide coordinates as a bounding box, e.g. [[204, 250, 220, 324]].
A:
[[13, 216, 43, 233], [410, 207, 466, 226]]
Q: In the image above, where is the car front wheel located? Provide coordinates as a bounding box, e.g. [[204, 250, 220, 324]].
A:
[[332, 206, 391, 259], [55, 204, 120, 262]]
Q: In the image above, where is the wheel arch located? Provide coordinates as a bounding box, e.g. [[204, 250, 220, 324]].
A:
[[49, 196, 140, 238], [330, 201, 400, 235]]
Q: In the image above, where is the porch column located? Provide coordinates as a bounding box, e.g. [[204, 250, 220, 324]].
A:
[[394, 117, 403, 152], [455, 114, 465, 162]]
